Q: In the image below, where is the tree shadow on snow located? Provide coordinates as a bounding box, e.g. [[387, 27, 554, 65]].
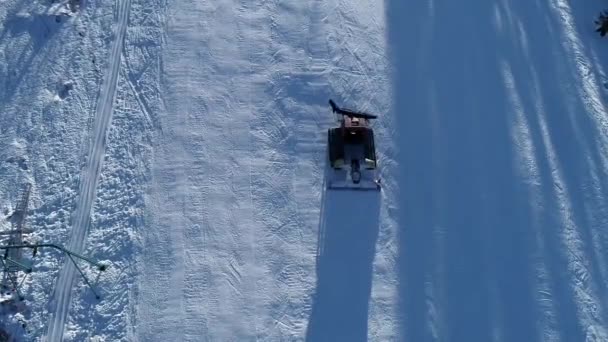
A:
[[388, 0, 608, 341], [519, 0, 608, 336], [543, 0, 608, 297], [306, 180, 381, 342], [0, 1, 66, 123]]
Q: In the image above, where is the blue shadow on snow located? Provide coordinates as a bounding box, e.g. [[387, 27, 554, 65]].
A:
[[306, 184, 381, 342], [384, 0, 607, 340]]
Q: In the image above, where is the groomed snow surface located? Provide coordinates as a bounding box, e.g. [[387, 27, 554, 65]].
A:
[[0, 0, 607, 341]]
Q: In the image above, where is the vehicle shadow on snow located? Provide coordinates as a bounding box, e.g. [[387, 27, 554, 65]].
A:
[[388, 0, 608, 341], [306, 185, 381, 342]]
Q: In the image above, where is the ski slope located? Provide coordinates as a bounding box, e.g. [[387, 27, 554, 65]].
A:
[[0, 0, 607, 341], [137, 1, 395, 340]]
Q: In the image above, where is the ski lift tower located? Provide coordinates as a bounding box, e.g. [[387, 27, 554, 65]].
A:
[[1, 183, 107, 300], [4, 183, 31, 271], [1, 183, 32, 296]]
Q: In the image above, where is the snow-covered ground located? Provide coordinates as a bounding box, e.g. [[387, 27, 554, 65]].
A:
[[0, 0, 607, 341], [392, 1, 608, 341], [136, 1, 395, 340]]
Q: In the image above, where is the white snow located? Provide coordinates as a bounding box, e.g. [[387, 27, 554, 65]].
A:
[[0, 0, 607, 341]]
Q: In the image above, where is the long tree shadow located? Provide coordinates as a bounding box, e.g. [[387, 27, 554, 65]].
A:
[[0, 2, 66, 133], [539, 0, 608, 295], [387, 0, 559, 341], [306, 181, 381, 342], [514, 0, 608, 336], [389, 0, 608, 340]]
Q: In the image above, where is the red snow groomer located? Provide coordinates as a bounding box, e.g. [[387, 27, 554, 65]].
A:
[[327, 99, 381, 191]]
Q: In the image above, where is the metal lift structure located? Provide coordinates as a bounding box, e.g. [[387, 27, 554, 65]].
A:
[[1, 183, 107, 301]]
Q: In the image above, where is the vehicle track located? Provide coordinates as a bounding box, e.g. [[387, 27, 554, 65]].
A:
[[44, 0, 131, 340]]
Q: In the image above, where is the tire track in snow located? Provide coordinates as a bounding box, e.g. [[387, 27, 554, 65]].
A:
[[45, 0, 131, 340]]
